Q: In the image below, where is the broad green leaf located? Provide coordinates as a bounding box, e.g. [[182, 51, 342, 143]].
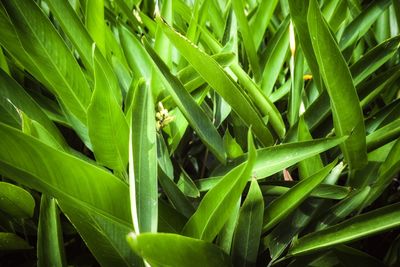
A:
[[339, 0, 392, 50], [37, 195, 66, 267], [232, 179, 264, 267], [120, 26, 154, 82], [143, 38, 226, 163], [182, 130, 256, 241], [0, 122, 130, 221], [308, 0, 367, 170], [213, 137, 346, 179], [1, 1, 91, 137], [157, 17, 274, 146], [86, 0, 105, 55], [0, 182, 35, 218], [127, 232, 232, 267], [289, 202, 400, 256], [59, 198, 141, 267], [260, 17, 290, 96], [0, 69, 67, 148], [45, 0, 94, 70], [263, 161, 336, 232], [0, 232, 31, 250], [88, 47, 129, 173], [129, 81, 158, 233], [232, 0, 261, 80]]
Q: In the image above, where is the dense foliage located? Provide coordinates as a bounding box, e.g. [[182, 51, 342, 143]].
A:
[[0, 0, 399, 266]]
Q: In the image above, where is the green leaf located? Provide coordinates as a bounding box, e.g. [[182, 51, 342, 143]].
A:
[[157, 17, 274, 146], [213, 137, 346, 179], [351, 35, 400, 86], [177, 168, 200, 198], [308, 0, 367, 171], [231, 0, 261, 80], [45, 0, 94, 71], [37, 195, 66, 267], [88, 46, 128, 173], [158, 169, 195, 219], [262, 161, 336, 232], [59, 199, 141, 267], [289, 0, 323, 91], [129, 80, 158, 233], [261, 183, 350, 200], [0, 69, 67, 148], [198, 26, 286, 138], [231, 179, 264, 267], [143, 38, 226, 163], [366, 118, 400, 152], [315, 186, 371, 230], [86, 0, 105, 55], [0, 122, 130, 221], [297, 116, 323, 179], [250, 0, 279, 49], [119, 26, 158, 86], [0, 232, 31, 250], [217, 199, 241, 254], [127, 232, 232, 267], [182, 130, 256, 241], [339, 0, 392, 50], [223, 130, 244, 159], [289, 202, 400, 256], [0, 1, 91, 136], [260, 17, 290, 96], [363, 138, 400, 207], [0, 182, 35, 218]]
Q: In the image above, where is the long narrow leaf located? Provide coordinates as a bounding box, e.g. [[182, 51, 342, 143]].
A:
[[289, 202, 400, 256], [183, 130, 256, 241], [129, 81, 158, 233], [308, 0, 367, 171]]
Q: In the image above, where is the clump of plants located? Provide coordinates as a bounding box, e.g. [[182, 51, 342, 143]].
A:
[[0, 0, 399, 266]]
